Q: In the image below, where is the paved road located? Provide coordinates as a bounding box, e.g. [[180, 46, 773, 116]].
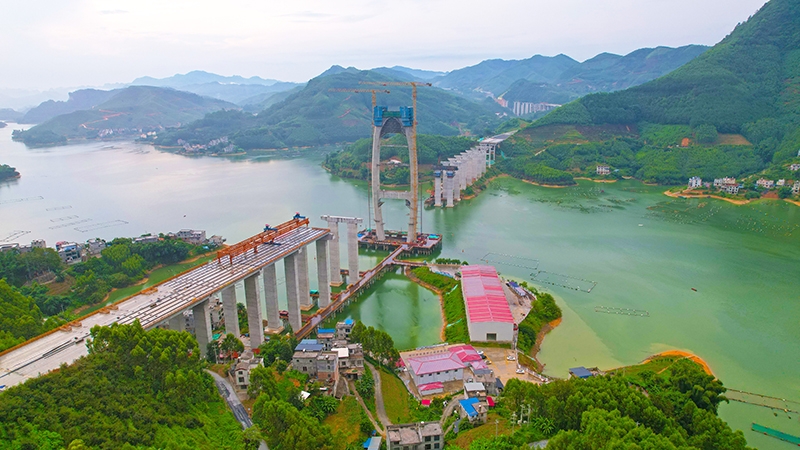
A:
[[367, 362, 391, 427], [207, 370, 268, 450]]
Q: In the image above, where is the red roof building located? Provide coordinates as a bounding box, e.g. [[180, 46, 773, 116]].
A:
[[460, 265, 514, 342]]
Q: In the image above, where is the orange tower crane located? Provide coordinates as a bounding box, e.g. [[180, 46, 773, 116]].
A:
[[327, 88, 390, 109]]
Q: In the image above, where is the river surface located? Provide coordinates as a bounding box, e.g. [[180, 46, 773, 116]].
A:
[[1, 126, 798, 448]]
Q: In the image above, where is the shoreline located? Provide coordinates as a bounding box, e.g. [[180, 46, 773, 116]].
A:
[[664, 189, 750, 205], [530, 318, 562, 371], [640, 350, 714, 376], [403, 266, 448, 341], [574, 177, 618, 183]]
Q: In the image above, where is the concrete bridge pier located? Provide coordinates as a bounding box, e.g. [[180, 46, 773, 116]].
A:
[[284, 252, 302, 332], [445, 171, 455, 207], [316, 238, 331, 308], [326, 219, 342, 286], [347, 221, 360, 284], [262, 264, 281, 333], [221, 285, 239, 337], [434, 170, 443, 207], [193, 298, 212, 357], [168, 314, 185, 332], [297, 247, 312, 310], [244, 274, 264, 348]]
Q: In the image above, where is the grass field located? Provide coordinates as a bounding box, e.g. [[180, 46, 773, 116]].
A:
[[608, 355, 680, 377], [380, 367, 413, 424], [324, 396, 365, 445], [452, 412, 512, 449]]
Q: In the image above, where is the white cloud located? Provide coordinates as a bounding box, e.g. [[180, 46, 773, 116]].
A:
[[0, 0, 768, 90]]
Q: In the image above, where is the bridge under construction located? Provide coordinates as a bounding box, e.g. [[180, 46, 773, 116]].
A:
[[0, 211, 439, 389]]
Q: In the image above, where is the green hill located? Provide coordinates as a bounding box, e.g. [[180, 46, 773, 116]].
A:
[[13, 86, 237, 146], [152, 69, 501, 151], [537, 0, 800, 165]]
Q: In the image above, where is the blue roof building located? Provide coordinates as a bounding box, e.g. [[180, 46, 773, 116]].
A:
[[458, 397, 487, 423], [295, 339, 324, 352], [569, 366, 593, 379]]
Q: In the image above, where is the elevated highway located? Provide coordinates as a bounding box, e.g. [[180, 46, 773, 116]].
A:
[[0, 220, 330, 389]]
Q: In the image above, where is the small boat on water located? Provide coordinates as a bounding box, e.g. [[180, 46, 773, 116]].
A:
[[691, 288, 697, 292]]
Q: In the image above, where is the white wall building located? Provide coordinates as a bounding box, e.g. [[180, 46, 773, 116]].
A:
[[688, 176, 702, 189]]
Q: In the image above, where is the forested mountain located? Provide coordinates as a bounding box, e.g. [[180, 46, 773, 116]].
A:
[[434, 46, 708, 102], [13, 86, 237, 146], [502, 45, 709, 105], [435, 54, 579, 97], [151, 69, 501, 151], [538, 0, 800, 165], [20, 89, 120, 124]]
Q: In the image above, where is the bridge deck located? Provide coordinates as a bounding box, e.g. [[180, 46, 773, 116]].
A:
[[297, 245, 408, 338], [0, 226, 329, 389]]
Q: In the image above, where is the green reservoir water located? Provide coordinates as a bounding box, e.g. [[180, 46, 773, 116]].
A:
[[1, 127, 798, 448]]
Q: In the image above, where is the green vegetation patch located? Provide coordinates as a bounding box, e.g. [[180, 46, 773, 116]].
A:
[[410, 267, 469, 343], [379, 367, 413, 424], [516, 286, 562, 354], [0, 164, 20, 181], [0, 322, 246, 449]]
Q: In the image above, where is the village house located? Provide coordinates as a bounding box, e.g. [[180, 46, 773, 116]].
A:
[[232, 351, 263, 390], [332, 341, 365, 380], [596, 165, 610, 176], [793, 181, 800, 196], [458, 397, 489, 424], [335, 319, 354, 341], [176, 229, 207, 245], [386, 422, 444, 450], [401, 344, 489, 396], [714, 177, 736, 188], [756, 178, 775, 190], [688, 176, 702, 189], [86, 238, 106, 255], [790, 163, 800, 171]]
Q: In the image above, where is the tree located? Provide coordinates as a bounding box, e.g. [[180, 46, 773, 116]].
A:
[[248, 366, 279, 400], [221, 333, 245, 361], [242, 427, 264, 450], [778, 186, 793, 198], [251, 398, 337, 450]]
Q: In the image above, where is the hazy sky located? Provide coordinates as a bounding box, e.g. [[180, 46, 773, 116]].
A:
[[1, 0, 768, 90]]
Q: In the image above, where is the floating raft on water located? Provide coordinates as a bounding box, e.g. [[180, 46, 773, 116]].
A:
[[751, 423, 800, 446], [595, 306, 650, 317]]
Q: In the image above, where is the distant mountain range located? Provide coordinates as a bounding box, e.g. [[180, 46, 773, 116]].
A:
[[130, 70, 304, 105], [433, 45, 709, 106], [9, 42, 710, 148], [13, 86, 236, 146]]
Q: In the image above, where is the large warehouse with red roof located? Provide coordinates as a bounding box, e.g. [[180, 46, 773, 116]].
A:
[[461, 265, 514, 342]]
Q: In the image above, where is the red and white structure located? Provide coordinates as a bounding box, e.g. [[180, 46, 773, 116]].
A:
[[461, 265, 514, 342]]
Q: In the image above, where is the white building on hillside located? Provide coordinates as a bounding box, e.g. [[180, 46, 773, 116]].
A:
[[688, 176, 702, 189]]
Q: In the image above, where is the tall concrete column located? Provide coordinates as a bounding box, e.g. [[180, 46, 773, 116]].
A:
[[434, 171, 443, 207], [244, 274, 264, 348], [284, 252, 302, 332], [370, 126, 386, 241], [297, 247, 311, 310], [262, 263, 280, 330], [453, 167, 462, 202], [445, 171, 455, 207], [327, 220, 342, 286], [169, 314, 185, 332], [315, 238, 331, 308], [221, 285, 239, 337], [347, 221, 360, 284], [192, 299, 212, 358]]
